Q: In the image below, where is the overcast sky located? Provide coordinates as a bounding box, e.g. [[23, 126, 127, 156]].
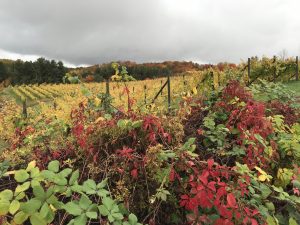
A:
[[0, 0, 300, 67]]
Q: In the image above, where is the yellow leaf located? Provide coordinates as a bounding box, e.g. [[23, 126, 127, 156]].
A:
[[94, 97, 101, 107], [255, 166, 272, 182], [192, 87, 197, 95], [258, 174, 268, 182], [95, 117, 105, 123]]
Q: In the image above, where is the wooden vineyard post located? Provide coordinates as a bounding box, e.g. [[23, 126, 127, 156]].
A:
[[22, 99, 27, 118], [144, 85, 147, 104], [296, 56, 299, 81], [247, 58, 251, 85], [167, 74, 171, 113], [273, 55, 276, 82], [106, 79, 110, 95], [161, 80, 163, 95], [104, 79, 110, 111], [132, 86, 135, 93], [211, 71, 215, 90]]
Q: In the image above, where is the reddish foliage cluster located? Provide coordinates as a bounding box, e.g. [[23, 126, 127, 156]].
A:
[[12, 126, 35, 149], [177, 158, 263, 225], [217, 81, 275, 169], [267, 100, 299, 125], [142, 115, 172, 145]]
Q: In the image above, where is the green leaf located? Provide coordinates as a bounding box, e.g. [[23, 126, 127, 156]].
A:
[[69, 170, 79, 185], [289, 218, 297, 225], [0, 199, 10, 215], [74, 214, 87, 225], [15, 192, 25, 200], [15, 169, 30, 183], [102, 197, 115, 211], [112, 212, 124, 220], [30, 167, 40, 178], [9, 200, 20, 215], [96, 178, 108, 189], [79, 194, 92, 210], [83, 179, 97, 194], [14, 211, 29, 224], [59, 168, 72, 177], [30, 212, 47, 225], [64, 202, 82, 216], [97, 189, 109, 197], [86, 211, 97, 219], [33, 185, 45, 200], [0, 190, 13, 200], [22, 199, 42, 214], [40, 202, 51, 218], [15, 181, 30, 193], [26, 161, 36, 172], [48, 160, 59, 173], [128, 213, 138, 224], [98, 205, 109, 216]]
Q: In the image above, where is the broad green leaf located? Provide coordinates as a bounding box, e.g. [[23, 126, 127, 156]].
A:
[[40, 202, 51, 218], [74, 214, 87, 225], [128, 213, 138, 224], [48, 160, 59, 173], [15, 181, 30, 193], [112, 212, 123, 220], [22, 199, 42, 214], [30, 167, 40, 178], [30, 212, 47, 225], [14, 192, 25, 202], [15, 169, 29, 183], [26, 161, 36, 172], [98, 205, 109, 216], [0, 199, 10, 215], [59, 168, 72, 177], [97, 178, 108, 189], [102, 197, 115, 211], [289, 218, 297, 225], [9, 200, 20, 215], [0, 190, 13, 200], [69, 170, 79, 185], [64, 202, 82, 216], [33, 185, 45, 200], [86, 211, 97, 219], [79, 194, 92, 210], [14, 211, 29, 224]]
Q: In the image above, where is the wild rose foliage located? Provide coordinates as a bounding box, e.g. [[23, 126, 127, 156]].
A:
[[3, 80, 300, 225]]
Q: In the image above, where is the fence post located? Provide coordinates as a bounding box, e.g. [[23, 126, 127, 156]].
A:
[[144, 85, 147, 104], [167, 74, 171, 113], [104, 79, 110, 111], [22, 99, 27, 118], [161, 80, 163, 95], [247, 58, 251, 85], [273, 55, 276, 82], [132, 86, 135, 93], [296, 56, 299, 81], [106, 79, 110, 95]]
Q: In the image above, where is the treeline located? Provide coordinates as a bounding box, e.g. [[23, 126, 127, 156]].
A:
[[92, 63, 172, 82], [73, 61, 202, 82], [0, 58, 67, 85]]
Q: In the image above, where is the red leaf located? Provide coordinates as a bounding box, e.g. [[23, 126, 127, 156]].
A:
[[207, 158, 214, 170], [131, 169, 138, 179], [251, 219, 258, 225], [227, 193, 237, 208]]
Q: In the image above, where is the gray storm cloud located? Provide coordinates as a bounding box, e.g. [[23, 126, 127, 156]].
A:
[[0, 0, 300, 66]]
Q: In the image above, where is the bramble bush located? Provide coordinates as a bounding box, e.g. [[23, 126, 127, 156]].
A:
[[1, 80, 300, 224]]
